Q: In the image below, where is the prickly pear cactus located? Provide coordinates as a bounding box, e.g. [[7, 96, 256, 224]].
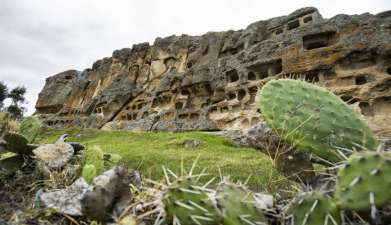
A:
[[335, 151, 391, 212], [20, 116, 42, 143], [215, 181, 268, 225], [286, 192, 341, 225], [3, 132, 30, 155], [163, 177, 220, 225], [82, 164, 97, 183], [259, 79, 379, 163]]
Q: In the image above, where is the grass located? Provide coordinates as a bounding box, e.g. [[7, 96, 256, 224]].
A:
[[36, 128, 296, 193]]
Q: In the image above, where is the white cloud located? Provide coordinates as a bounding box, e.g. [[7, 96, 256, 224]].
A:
[[0, 0, 390, 115]]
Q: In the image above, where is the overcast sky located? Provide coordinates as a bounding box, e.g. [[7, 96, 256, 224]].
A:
[[1, 0, 390, 115]]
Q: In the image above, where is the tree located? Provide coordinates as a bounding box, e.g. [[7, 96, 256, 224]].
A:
[[6, 86, 26, 120], [0, 81, 7, 110], [6, 105, 23, 120], [8, 86, 26, 105]]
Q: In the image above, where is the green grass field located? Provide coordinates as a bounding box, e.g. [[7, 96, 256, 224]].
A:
[[36, 128, 295, 193]]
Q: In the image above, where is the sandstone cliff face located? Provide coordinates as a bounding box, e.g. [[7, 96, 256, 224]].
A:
[[35, 7, 391, 138]]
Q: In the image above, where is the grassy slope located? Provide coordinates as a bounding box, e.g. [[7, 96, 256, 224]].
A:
[[36, 128, 294, 193]]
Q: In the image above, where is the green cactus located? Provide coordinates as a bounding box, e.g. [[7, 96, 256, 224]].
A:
[[335, 151, 391, 212], [0, 155, 24, 176], [20, 116, 42, 143], [3, 132, 30, 155], [259, 79, 379, 163], [215, 181, 268, 225], [163, 177, 220, 225], [82, 164, 97, 183], [286, 192, 341, 225]]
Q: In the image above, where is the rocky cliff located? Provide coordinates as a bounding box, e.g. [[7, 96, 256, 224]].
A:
[[35, 7, 391, 138]]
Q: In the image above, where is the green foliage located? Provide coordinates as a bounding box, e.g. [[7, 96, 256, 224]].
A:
[[83, 145, 105, 175], [0, 154, 24, 176], [109, 153, 122, 164], [215, 181, 267, 225], [3, 132, 29, 155], [286, 192, 341, 225], [35, 128, 293, 193], [103, 153, 123, 169], [82, 164, 97, 183], [6, 105, 24, 120], [0, 112, 20, 135], [3, 86, 27, 120], [335, 151, 391, 211], [8, 86, 26, 105], [0, 81, 7, 110], [0, 112, 11, 136], [163, 177, 220, 225], [20, 117, 42, 143], [259, 79, 379, 163]]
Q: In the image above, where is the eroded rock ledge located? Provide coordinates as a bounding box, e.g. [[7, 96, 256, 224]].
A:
[[35, 7, 391, 138]]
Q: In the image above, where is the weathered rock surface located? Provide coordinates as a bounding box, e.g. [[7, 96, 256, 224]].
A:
[[40, 167, 135, 221], [39, 178, 89, 216], [35, 7, 391, 138], [183, 139, 203, 148], [81, 166, 132, 222]]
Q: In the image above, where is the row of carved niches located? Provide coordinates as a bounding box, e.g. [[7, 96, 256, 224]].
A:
[[271, 11, 319, 36]]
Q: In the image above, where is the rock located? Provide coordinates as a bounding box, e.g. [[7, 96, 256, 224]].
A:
[[33, 141, 74, 169], [38, 167, 137, 221], [39, 178, 89, 216], [81, 166, 132, 222], [34, 8, 391, 139], [215, 122, 282, 155], [253, 192, 274, 210], [183, 139, 203, 148]]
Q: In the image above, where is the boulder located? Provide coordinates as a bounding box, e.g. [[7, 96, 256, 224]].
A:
[[183, 139, 203, 149], [39, 178, 89, 216], [81, 166, 132, 222]]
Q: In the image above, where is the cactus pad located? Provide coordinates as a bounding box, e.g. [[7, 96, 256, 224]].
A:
[[163, 177, 220, 225], [286, 192, 341, 225], [82, 164, 97, 183], [3, 132, 30, 155], [20, 116, 42, 143], [335, 151, 391, 212], [215, 181, 267, 225], [259, 79, 379, 163]]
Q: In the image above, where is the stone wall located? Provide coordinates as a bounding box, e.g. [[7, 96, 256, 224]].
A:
[[35, 7, 391, 139]]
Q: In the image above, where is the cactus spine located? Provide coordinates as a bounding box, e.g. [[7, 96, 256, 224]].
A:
[[286, 192, 341, 225], [215, 180, 268, 225], [335, 151, 391, 215], [163, 177, 220, 225]]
